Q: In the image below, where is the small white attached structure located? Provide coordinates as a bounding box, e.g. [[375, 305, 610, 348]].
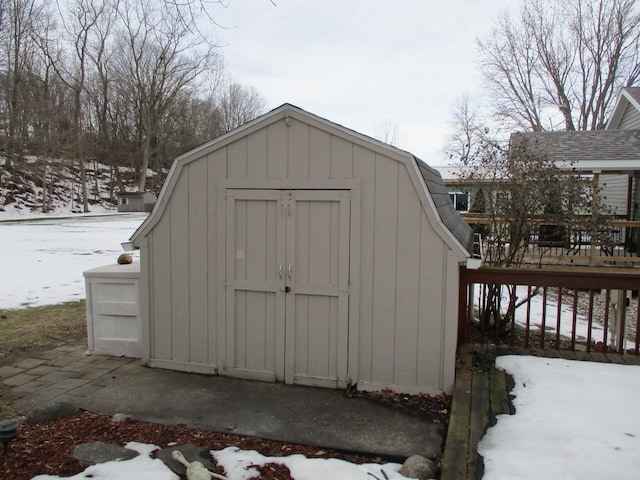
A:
[[84, 263, 142, 358], [126, 104, 473, 394]]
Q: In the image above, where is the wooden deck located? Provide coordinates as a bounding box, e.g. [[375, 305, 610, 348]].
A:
[[440, 344, 640, 480]]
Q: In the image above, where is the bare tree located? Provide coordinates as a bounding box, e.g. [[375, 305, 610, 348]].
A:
[[0, 0, 46, 168], [373, 119, 404, 148], [459, 139, 612, 331], [478, 0, 640, 132], [215, 80, 266, 134], [116, 0, 219, 191], [443, 94, 489, 164]]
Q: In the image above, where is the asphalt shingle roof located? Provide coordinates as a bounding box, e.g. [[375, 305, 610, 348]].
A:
[[415, 158, 475, 254], [510, 130, 640, 165]]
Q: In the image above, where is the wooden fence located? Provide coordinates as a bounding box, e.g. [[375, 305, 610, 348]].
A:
[[458, 266, 640, 354]]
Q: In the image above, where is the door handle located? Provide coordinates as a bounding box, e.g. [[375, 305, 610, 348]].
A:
[[288, 264, 293, 279], [278, 264, 283, 278]]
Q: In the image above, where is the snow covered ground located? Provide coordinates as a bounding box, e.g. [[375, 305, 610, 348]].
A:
[[0, 213, 145, 309], [479, 355, 640, 480], [31, 443, 408, 480], [2, 214, 639, 479]]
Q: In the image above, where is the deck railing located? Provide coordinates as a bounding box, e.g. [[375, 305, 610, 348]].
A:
[[463, 216, 640, 266], [458, 266, 640, 354]]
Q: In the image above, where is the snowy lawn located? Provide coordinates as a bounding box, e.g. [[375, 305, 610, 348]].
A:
[[0, 213, 145, 309], [479, 355, 640, 480]]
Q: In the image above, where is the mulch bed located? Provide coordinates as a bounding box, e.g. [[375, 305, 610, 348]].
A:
[[2, 390, 451, 480], [1, 411, 370, 480]]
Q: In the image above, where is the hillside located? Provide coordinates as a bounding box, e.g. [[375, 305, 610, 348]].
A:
[[0, 157, 161, 219]]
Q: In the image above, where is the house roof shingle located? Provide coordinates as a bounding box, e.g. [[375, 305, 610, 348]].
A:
[[510, 130, 640, 172]]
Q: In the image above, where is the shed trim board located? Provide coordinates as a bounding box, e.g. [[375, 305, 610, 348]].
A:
[[129, 104, 472, 394]]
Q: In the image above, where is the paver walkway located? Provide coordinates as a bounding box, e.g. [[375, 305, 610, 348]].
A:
[[0, 339, 138, 415], [0, 339, 444, 460]]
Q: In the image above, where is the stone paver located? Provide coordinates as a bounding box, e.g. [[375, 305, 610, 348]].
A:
[[25, 364, 58, 376], [11, 379, 53, 394], [72, 367, 117, 381], [0, 365, 24, 378], [13, 357, 47, 369], [38, 370, 75, 383], [2, 373, 39, 387]]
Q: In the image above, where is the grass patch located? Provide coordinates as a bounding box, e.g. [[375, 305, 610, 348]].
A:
[[0, 301, 87, 363]]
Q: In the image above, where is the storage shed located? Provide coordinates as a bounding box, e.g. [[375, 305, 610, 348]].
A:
[[117, 191, 157, 212], [127, 104, 473, 394]]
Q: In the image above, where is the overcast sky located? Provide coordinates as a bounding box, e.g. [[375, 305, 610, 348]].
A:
[[209, 1, 516, 164]]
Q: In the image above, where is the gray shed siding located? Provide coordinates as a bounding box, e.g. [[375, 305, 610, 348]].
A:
[[133, 106, 469, 394]]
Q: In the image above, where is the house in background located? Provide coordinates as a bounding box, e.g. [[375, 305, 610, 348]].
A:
[[117, 191, 157, 213], [436, 87, 640, 259]]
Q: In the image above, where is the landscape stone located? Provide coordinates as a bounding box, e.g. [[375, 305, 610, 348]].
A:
[[72, 441, 137, 465], [400, 454, 439, 480], [25, 401, 79, 424], [157, 443, 212, 475], [112, 413, 133, 423]]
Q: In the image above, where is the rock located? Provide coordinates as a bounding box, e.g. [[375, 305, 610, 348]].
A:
[[157, 443, 212, 476], [400, 454, 439, 480], [72, 442, 137, 466], [112, 413, 133, 423], [117, 253, 133, 264], [25, 401, 79, 424]]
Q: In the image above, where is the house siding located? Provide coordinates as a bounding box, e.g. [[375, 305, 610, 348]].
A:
[[600, 174, 630, 216], [618, 103, 640, 129], [136, 107, 467, 394]]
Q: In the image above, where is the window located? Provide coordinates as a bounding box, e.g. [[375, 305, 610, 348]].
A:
[[449, 192, 470, 212]]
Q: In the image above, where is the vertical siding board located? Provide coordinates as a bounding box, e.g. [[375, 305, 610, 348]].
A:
[[330, 135, 353, 179], [289, 119, 310, 179], [393, 167, 421, 387], [170, 171, 190, 362], [245, 291, 267, 370], [188, 160, 209, 364], [442, 250, 460, 393], [228, 138, 248, 179], [309, 127, 331, 178], [267, 121, 289, 178], [338, 192, 354, 382], [152, 208, 172, 360], [352, 145, 375, 381], [210, 149, 228, 368], [418, 213, 446, 388], [371, 155, 399, 384], [294, 295, 310, 375], [247, 129, 268, 178]]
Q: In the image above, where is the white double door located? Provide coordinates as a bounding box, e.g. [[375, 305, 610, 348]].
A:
[[224, 189, 351, 388]]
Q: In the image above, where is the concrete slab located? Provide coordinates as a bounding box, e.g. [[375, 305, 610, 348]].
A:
[[81, 367, 443, 459]]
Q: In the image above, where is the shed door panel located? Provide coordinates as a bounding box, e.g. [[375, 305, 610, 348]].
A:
[[225, 189, 350, 388], [225, 190, 285, 381], [287, 191, 350, 388]]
